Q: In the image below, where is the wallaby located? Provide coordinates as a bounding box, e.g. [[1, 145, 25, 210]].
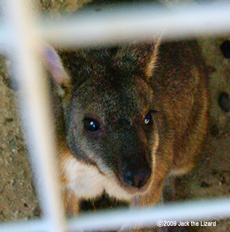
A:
[[43, 39, 209, 224]]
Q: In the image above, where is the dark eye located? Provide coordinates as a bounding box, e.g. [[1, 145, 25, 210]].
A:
[[83, 118, 100, 133], [144, 111, 155, 125]]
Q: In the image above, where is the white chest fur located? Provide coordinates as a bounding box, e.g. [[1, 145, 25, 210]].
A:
[[64, 156, 133, 201]]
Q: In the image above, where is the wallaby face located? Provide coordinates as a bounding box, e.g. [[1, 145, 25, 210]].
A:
[[61, 48, 160, 200], [43, 40, 209, 212]]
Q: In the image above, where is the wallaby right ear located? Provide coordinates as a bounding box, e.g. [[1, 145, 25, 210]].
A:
[[42, 44, 70, 87]]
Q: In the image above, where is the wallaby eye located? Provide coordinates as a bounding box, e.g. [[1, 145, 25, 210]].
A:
[[144, 111, 155, 125], [83, 118, 100, 133]]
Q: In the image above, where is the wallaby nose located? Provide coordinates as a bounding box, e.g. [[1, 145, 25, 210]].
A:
[[120, 161, 152, 189]]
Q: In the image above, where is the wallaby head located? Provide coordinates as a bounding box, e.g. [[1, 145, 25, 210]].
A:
[[42, 40, 209, 208], [43, 42, 161, 200]]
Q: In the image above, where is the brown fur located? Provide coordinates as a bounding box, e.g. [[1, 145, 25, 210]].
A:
[[44, 39, 209, 221]]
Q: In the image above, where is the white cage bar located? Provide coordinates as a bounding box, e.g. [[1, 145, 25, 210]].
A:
[[2, 0, 67, 232], [38, 1, 230, 48], [0, 0, 230, 232]]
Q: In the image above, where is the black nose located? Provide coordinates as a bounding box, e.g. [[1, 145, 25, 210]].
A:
[[120, 162, 152, 189]]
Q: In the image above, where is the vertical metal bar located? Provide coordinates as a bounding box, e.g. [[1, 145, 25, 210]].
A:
[[3, 1, 66, 232]]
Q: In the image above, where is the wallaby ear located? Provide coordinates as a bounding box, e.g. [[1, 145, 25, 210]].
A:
[[144, 37, 161, 78], [42, 44, 70, 86], [112, 38, 161, 78]]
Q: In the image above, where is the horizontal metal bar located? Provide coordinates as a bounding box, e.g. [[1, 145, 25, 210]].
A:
[[0, 219, 49, 232], [0, 2, 230, 51], [68, 197, 230, 231], [39, 2, 230, 48], [0, 197, 230, 232]]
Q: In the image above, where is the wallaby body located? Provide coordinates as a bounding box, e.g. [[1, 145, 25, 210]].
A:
[[44, 40, 209, 217]]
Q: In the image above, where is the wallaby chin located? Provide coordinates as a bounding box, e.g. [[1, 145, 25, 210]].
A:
[[44, 40, 209, 227]]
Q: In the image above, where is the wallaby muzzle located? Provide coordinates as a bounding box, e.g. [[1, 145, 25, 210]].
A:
[[119, 155, 152, 189], [115, 131, 153, 190]]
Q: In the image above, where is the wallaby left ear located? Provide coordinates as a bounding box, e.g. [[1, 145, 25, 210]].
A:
[[42, 44, 70, 87], [144, 37, 161, 78]]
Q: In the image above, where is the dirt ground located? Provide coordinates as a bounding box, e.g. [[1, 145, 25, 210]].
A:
[[0, 1, 230, 231]]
